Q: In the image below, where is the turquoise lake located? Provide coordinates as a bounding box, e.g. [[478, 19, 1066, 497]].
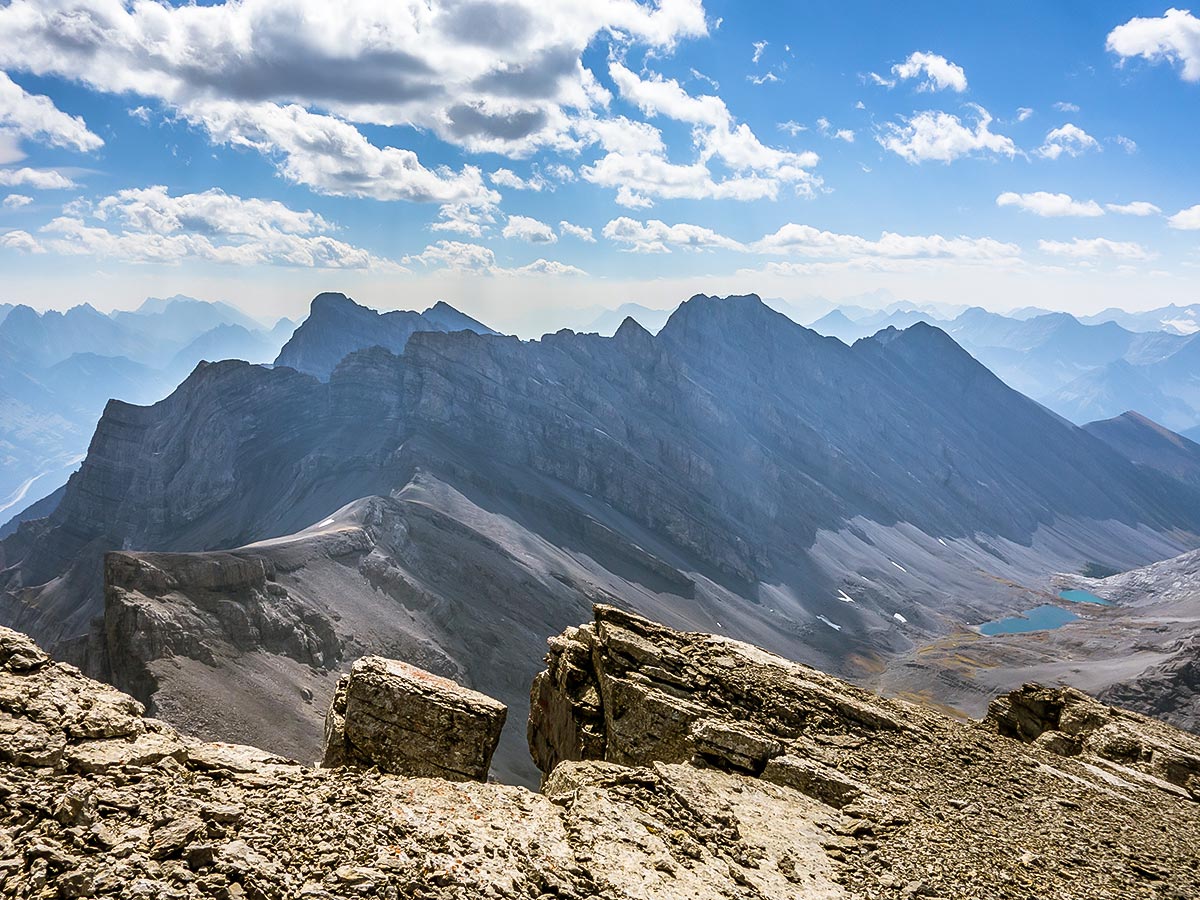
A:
[[1058, 589, 1110, 605], [979, 604, 1080, 635]]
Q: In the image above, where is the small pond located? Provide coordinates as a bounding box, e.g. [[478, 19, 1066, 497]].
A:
[[1058, 589, 1111, 606], [979, 604, 1080, 636]]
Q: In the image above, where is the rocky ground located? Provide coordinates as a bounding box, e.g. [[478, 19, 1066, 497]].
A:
[[3, 607, 1200, 899]]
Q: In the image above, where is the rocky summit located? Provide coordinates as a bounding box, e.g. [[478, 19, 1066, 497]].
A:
[[3, 607, 1199, 900]]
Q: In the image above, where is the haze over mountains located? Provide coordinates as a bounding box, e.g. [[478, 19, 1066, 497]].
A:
[[0, 296, 296, 520], [4, 290, 1200, 782]]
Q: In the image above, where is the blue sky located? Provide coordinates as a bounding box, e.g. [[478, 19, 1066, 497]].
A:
[[0, 0, 1197, 332]]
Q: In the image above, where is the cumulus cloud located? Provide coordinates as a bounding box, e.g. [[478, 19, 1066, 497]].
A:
[[603, 216, 746, 253], [996, 191, 1104, 217], [1038, 237, 1151, 259], [0, 72, 102, 155], [878, 105, 1016, 163], [1107, 8, 1200, 82], [1036, 123, 1100, 160], [2, 193, 32, 208], [753, 223, 1019, 260], [191, 100, 499, 205], [430, 201, 498, 238], [502, 214, 556, 243], [0, 167, 76, 189], [0, 228, 41, 252], [404, 239, 583, 275], [20, 185, 402, 269], [582, 63, 820, 207], [1016, 107, 1034, 122], [1107, 200, 1161, 216], [0, 0, 707, 201], [1168, 204, 1200, 229], [559, 220, 595, 242], [891, 51, 968, 92], [602, 216, 1019, 263], [489, 168, 547, 191], [507, 258, 586, 276]]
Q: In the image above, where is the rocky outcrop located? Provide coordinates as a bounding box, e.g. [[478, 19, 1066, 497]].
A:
[[4, 617, 1200, 899], [987, 682, 1200, 798], [322, 656, 506, 780]]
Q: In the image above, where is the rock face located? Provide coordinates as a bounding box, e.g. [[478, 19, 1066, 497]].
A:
[[988, 682, 1200, 797], [274, 292, 495, 379], [3, 617, 1200, 899], [322, 656, 506, 780]]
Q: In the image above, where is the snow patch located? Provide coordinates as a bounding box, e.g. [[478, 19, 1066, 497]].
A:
[[893, 612, 908, 624], [890, 561, 908, 573], [317, 518, 335, 528], [816, 615, 843, 632], [836, 590, 856, 603]]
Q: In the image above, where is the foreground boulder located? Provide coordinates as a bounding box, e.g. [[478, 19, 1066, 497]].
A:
[[322, 655, 506, 780], [4, 614, 1200, 899]]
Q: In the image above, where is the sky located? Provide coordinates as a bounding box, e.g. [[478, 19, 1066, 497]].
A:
[[0, 0, 1198, 333]]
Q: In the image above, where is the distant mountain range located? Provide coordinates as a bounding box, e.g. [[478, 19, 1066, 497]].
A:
[[4, 292, 1200, 781], [806, 303, 1200, 431], [0, 295, 296, 518]]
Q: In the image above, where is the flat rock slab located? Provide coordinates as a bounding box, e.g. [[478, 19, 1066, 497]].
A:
[[323, 656, 506, 781]]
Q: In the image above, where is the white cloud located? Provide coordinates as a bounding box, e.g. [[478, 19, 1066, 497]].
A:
[[603, 216, 746, 253], [0, 167, 76, 189], [430, 201, 498, 238], [0, 228, 41, 252], [559, 220, 595, 242], [878, 105, 1017, 163], [503, 214, 556, 243], [25, 185, 401, 269], [891, 51, 968, 92], [1168, 204, 1200, 229], [867, 72, 896, 87], [583, 63, 820, 206], [2, 193, 32, 208], [0, 71, 102, 154], [747, 72, 779, 85], [489, 168, 547, 191], [1107, 8, 1200, 82], [189, 100, 499, 205], [778, 120, 807, 136], [1052, 101, 1080, 113], [128, 105, 152, 123], [404, 239, 583, 276], [404, 240, 496, 271], [754, 223, 1020, 261], [1036, 123, 1100, 160], [815, 117, 853, 143], [602, 215, 1020, 263], [752, 41, 768, 64], [1106, 200, 1161, 216], [507, 258, 586, 276], [0, 0, 708, 201], [1038, 238, 1151, 260], [996, 191, 1104, 217], [1113, 135, 1138, 153], [1016, 107, 1034, 122]]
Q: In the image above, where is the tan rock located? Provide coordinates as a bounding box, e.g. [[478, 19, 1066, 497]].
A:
[[322, 656, 506, 781]]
